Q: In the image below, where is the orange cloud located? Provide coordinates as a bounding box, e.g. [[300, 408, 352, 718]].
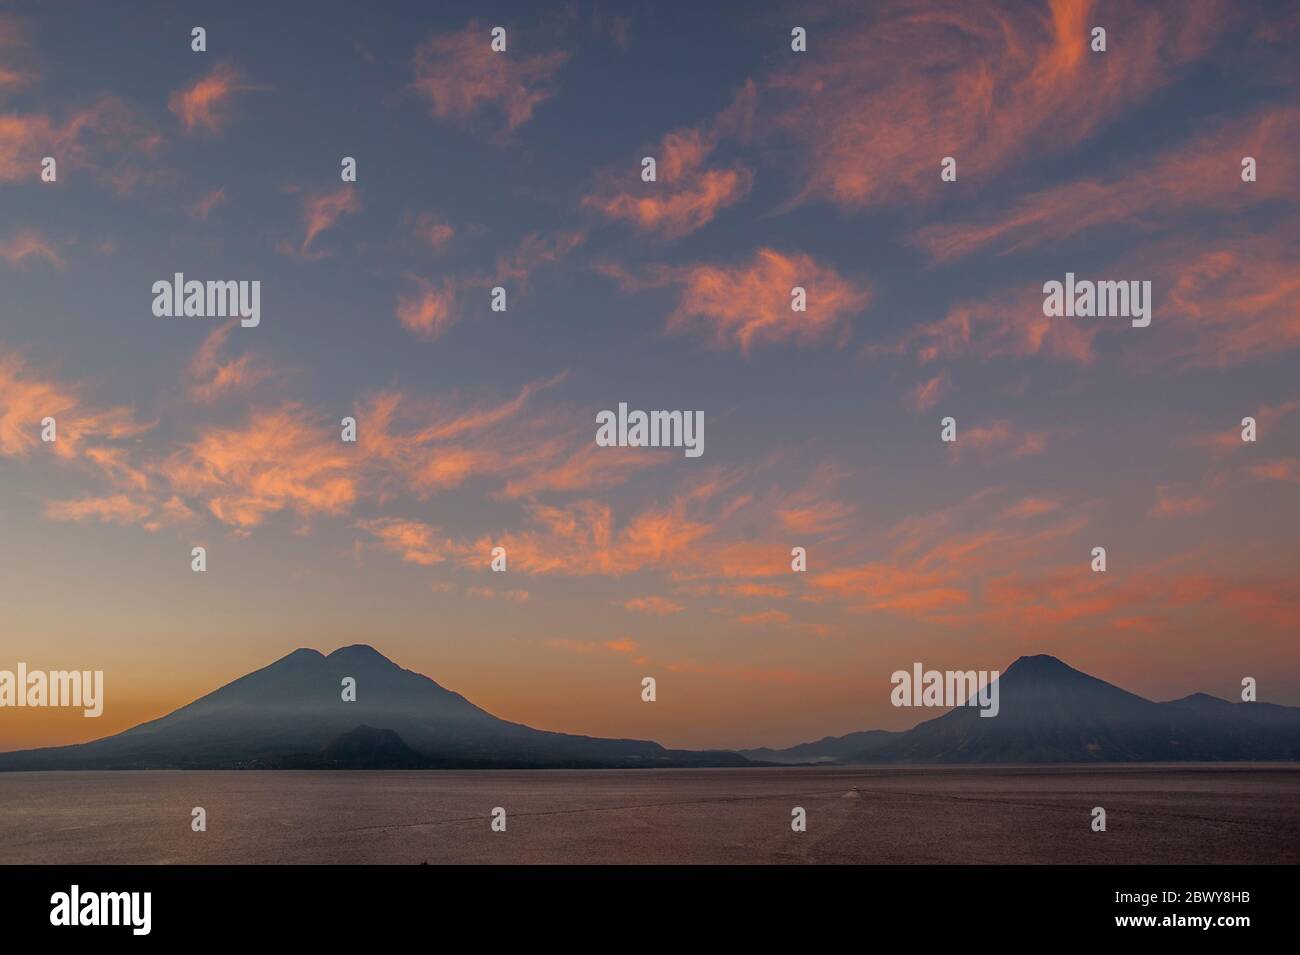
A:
[[411, 21, 567, 132], [358, 518, 449, 566], [0, 229, 61, 267], [0, 348, 150, 461], [807, 492, 1090, 622], [466, 586, 530, 602], [545, 637, 639, 656], [43, 494, 151, 526], [623, 596, 684, 615], [0, 14, 36, 95], [395, 276, 458, 341], [582, 83, 755, 237], [764, 0, 1226, 211], [0, 96, 163, 189], [717, 582, 790, 599], [907, 371, 949, 412], [1150, 485, 1211, 518], [867, 287, 1100, 366], [464, 498, 713, 577], [1249, 458, 1300, 485], [189, 187, 226, 221], [776, 499, 856, 536], [1184, 399, 1299, 454], [912, 106, 1300, 261], [282, 187, 361, 260], [813, 562, 970, 616], [357, 375, 567, 497], [0, 348, 183, 529], [947, 419, 1050, 462], [160, 403, 358, 530], [771, 465, 857, 537], [984, 563, 1300, 632], [737, 609, 791, 626], [410, 212, 454, 250], [394, 230, 582, 340], [502, 442, 668, 499], [1151, 234, 1300, 368], [188, 321, 271, 403], [631, 248, 872, 355], [492, 230, 585, 290], [168, 62, 254, 134], [997, 497, 1061, 521]]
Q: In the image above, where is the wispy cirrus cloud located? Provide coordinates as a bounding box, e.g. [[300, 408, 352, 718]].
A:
[[1184, 399, 1300, 454], [0, 96, 164, 190], [0, 13, 37, 94], [356, 374, 568, 497], [1150, 485, 1212, 519], [168, 62, 256, 135], [43, 494, 151, 526], [408, 211, 455, 251], [0, 229, 62, 268], [160, 403, 358, 531], [623, 596, 684, 615], [0, 348, 191, 531], [0, 348, 151, 460], [947, 419, 1051, 462], [866, 286, 1100, 366], [411, 20, 567, 132], [395, 230, 583, 341], [189, 187, 226, 221], [1249, 458, 1300, 485], [188, 320, 272, 403], [279, 186, 362, 260], [763, 0, 1226, 212], [356, 517, 451, 566], [1149, 233, 1300, 368], [603, 248, 870, 355], [582, 82, 755, 238], [811, 491, 1087, 621], [666, 249, 870, 353], [907, 371, 950, 412], [395, 276, 459, 341], [984, 560, 1300, 633], [911, 106, 1300, 262], [545, 637, 639, 656]]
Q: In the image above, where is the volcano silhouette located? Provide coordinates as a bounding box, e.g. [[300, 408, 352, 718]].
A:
[[0, 645, 748, 770], [746, 655, 1300, 764]]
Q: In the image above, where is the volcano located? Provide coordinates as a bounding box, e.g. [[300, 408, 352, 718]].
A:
[[744, 655, 1300, 764], [0, 645, 750, 770]]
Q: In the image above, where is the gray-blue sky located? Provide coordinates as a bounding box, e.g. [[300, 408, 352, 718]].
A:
[[2, 0, 1298, 750]]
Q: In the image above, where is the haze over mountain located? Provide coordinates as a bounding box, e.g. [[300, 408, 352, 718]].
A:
[[0, 645, 749, 770], [744, 655, 1300, 764], [4, 650, 1296, 770]]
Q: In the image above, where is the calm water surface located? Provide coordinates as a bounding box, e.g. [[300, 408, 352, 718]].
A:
[[2, 764, 1297, 864]]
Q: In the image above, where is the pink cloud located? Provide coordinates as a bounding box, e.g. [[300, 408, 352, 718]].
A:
[[168, 63, 255, 134]]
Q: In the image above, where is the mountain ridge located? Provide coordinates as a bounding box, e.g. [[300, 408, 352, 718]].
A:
[[0, 644, 750, 771], [741, 654, 1300, 764], [3, 649, 1296, 769]]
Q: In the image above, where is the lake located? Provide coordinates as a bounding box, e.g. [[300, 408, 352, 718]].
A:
[[2, 764, 1297, 864]]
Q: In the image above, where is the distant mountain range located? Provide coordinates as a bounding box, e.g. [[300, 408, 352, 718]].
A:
[[0, 645, 748, 770], [1, 649, 1296, 770], [743, 655, 1300, 764]]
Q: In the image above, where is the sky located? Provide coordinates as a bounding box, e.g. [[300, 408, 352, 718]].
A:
[[1, 0, 1298, 752]]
